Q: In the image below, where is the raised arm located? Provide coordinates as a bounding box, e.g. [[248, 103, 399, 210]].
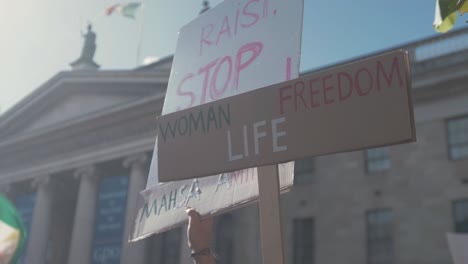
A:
[[186, 208, 216, 264]]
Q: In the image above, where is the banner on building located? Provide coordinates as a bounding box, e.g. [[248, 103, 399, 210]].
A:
[[92, 176, 129, 264]]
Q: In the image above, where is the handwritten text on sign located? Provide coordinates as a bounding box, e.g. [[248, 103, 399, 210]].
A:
[[161, 0, 304, 114], [157, 51, 415, 182], [132, 164, 294, 241]]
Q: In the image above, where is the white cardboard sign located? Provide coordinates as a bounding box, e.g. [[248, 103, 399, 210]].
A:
[[161, 0, 304, 115], [132, 164, 293, 241], [133, 0, 304, 240]]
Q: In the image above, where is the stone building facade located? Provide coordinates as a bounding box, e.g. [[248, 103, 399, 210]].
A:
[[1, 28, 468, 264]]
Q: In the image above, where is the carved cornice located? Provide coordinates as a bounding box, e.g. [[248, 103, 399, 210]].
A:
[[31, 175, 51, 189], [0, 105, 159, 176], [123, 153, 149, 169], [73, 166, 100, 182], [0, 137, 154, 185], [412, 72, 468, 104], [0, 71, 167, 138], [0, 184, 11, 194], [411, 50, 468, 77], [0, 93, 164, 148]]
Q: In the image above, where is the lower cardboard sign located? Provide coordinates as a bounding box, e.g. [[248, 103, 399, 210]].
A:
[[130, 162, 293, 241], [157, 50, 415, 182]]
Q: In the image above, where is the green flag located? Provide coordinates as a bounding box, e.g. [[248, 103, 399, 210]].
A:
[[0, 194, 26, 264]]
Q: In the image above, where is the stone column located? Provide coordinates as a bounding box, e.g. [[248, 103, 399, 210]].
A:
[[25, 175, 53, 264], [68, 166, 99, 264], [120, 154, 149, 264], [0, 184, 11, 197]]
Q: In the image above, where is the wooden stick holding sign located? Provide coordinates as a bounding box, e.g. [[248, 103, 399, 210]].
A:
[[258, 165, 285, 264]]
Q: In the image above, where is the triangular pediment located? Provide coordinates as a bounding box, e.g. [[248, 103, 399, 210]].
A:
[[23, 91, 141, 132], [0, 70, 168, 138], [136, 55, 173, 72]]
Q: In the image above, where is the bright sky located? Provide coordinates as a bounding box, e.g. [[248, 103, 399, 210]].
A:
[[0, 0, 466, 112]]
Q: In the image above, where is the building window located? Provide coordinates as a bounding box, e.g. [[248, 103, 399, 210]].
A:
[[160, 228, 182, 264], [454, 199, 468, 233], [447, 117, 468, 160], [149, 228, 182, 264], [215, 214, 234, 264], [366, 209, 394, 264], [294, 158, 314, 184], [293, 218, 314, 264], [365, 147, 391, 173]]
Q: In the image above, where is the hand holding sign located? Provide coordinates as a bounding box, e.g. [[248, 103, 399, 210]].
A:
[[186, 208, 215, 264], [186, 208, 213, 252]]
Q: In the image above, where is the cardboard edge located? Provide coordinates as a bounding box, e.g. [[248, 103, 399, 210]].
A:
[[129, 191, 149, 242], [401, 49, 417, 142]]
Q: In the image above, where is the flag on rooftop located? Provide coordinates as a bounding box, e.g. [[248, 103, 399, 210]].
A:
[[106, 2, 142, 19], [0, 193, 26, 264]]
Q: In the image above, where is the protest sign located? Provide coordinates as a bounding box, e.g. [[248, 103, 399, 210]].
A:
[[132, 163, 294, 241], [146, 0, 304, 188], [157, 50, 415, 182], [133, 0, 304, 241], [159, 0, 304, 115]]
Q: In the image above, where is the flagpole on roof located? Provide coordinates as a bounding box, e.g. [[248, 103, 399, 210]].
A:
[[135, 1, 147, 66]]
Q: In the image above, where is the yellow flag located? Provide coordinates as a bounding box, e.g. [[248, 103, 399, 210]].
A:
[[458, 0, 468, 15]]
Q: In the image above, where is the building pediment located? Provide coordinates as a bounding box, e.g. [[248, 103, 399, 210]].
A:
[[21, 90, 142, 132], [0, 70, 168, 139], [136, 55, 173, 72]]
